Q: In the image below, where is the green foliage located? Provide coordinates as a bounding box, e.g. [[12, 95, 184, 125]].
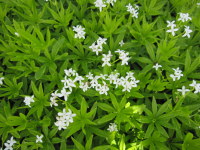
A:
[[0, 0, 200, 149]]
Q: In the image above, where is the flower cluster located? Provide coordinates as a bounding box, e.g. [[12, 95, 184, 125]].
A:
[[170, 67, 183, 81], [178, 13, 192, 22], [177, 80, 200, 96], [72, 25, 86, 39], [115, 49, 130, 65], [3, 136, 16, 150], [166, 20, 179, 36], [166, 13, 192, 37], [24, 95, 34, 107], [55, 108, 76, 130], [94, 0, 117, 12], [126, 3, 140, 18], [89, 37, 107, 55]]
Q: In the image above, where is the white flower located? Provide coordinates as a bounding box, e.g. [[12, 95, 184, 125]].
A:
[[97, 37, 107, 46], [177, 86, 190, 96], [86, 72, 94, 80], [107, 123, 118, 132], [153, 63, 162, 70], [0, 77, 4, 86], [62, 78, 76, 91], [170, 67, 183, 81], [166, 20, 176, 28], [98, 81, 109, 95], [189, 80, 197, 88], [79, 82, 90, 92], [14, 32, 20, 37], [74, 73, 84, 83], [4, 136, 16, 150], [60, 88, 71, 101], [72, 25, 86, 39], [50, 97, 58, 107], [178, 13, 192, 22], [24, 95, 34, 107], [166, 27, 179, 36], [182, 26, 192, 38], [64, 68, 76, 77], [119, 40, 124, 47], [116, 49, 130, 65], [94, 0, 106, 12], [102, 51, 112, 67], [36, 135, 43, 143], [198, 3, 200, 6], [194, 84, 200, 94], [55, 117, 68, 130], [126, 3, 139, 18], [106, 0, 116, 6], [55, 109, 76, 130], [89, 42, 102, 55]]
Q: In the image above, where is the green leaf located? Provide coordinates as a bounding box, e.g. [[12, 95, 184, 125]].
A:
[[119, 135, 126, 150], [145, 41, 155, 61], [98, 103, 115, 112], [71, 137, 85, 150], [35, 65, 46, 80], [96, 113, 116, 124], [185, 49, 191, 74], [152, 97, 157, 115], [51, 37, 65, 58], [85, 135, 93, 150], [145, 123, 154, 138], [109, 92, 119, 111]]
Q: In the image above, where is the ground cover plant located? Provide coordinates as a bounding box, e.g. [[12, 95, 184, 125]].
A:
[[0, 0, 200, 149]]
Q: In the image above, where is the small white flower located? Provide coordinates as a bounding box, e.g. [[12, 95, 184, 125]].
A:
[[72, 25, 86, 39], [153, 63, 162, 70], [166, 27, 179, 36], [177, 86, 190, 96], [166, 20, 176, 28], [170, 67, 183, 81], [94, 0, 106, 12], [189, 80, 197, 88], [64, 68, 76, 77], [126, 3, 139, 18], [55, 109, 76, 130], [178, 13, 192, 22], [86, 72, 94, 80], [194, 84, 200, 94], [102, 51, 112, 67], [79, 82, 90, 92], [60, 88, 71, 101], [36, 135, 43, 143], [97, 37, 107, 46], [182, 26, 192, 38], [0, 77, 4, 86], [24, 95, 34, 107], [14, 32, 20, 37], [4, 136, 16, 150], [107, 123, 118, 132], [119, 40, 124, 47]]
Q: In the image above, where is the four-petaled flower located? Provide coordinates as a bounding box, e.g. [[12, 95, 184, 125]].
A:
[[177, 86, 190, 96], [153, 63, 162, 70], [36, 135, 43, 143]]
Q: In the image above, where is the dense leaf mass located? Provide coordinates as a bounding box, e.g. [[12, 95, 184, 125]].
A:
[[0, 0, 200, 149]]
